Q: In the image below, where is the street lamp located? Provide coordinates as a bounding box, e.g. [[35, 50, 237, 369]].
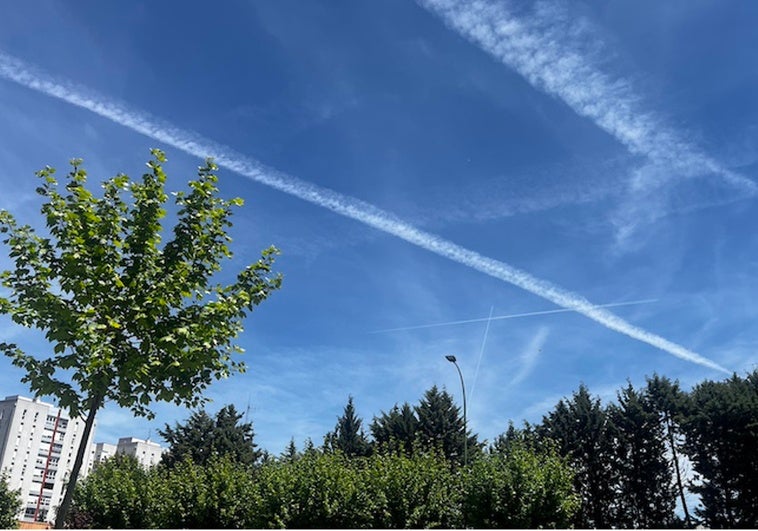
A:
[[445, 354, 467, 466]]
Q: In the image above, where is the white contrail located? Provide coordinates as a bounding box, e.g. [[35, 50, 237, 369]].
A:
[[416, 0, 757, 193], [371, 298, 657, 333], [0, 50, 729, 374], [469, 305, 494, 402]]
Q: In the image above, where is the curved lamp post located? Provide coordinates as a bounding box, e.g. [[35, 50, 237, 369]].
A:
[[445, 354, 467, 466]]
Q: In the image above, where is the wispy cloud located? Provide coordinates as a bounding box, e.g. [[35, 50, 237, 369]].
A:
[[0, 50, 729, 374], [416, 0, 757, 238], [511, 326, 550, 385]]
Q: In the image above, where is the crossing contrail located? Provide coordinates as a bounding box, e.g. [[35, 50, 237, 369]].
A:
[[416, 0, 756, 194], [0, 50, 729, 374], [370, 298, 657, 333]]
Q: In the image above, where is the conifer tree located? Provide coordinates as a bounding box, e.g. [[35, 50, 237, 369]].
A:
[[324, 396, 371, 457], [415, 386, 478, 464], [681, 371, 758, 528], [537, 384, 616, 528], [370, 402, 418, 455], [281, 437, 298, 462], [609, 383, 677, 528], [646, 374, 692, 525], [160, 404, 261, 467]]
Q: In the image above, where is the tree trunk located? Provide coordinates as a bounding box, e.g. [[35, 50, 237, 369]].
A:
[[54, 390, 104, 529], [665, 412, 691, 526]]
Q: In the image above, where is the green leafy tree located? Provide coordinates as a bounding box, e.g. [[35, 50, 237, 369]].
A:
[[645, 374, 692, 525], [0, 151, 281, 527], [463, 443, 578, 528], [681, 371, 758, 528], [370, 402, 418, 455], [0, 473, 21, 530], [251, 452, 374, 528], [415, 386, 479, 464], [67, 454, 157, 529], [160, 404, 262, 467], [324, 396, 371, 457], [363, 450, 463, 528], [537, 384, 616, 528], [608, 383, 677, 528], [154, 455, 259, 529]]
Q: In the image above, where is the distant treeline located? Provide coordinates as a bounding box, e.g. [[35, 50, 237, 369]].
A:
[[67, 369, 757, 529]]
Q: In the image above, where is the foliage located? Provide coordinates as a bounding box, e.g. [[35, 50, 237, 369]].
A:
[[681, 370, 758, 528], [160, 404, 261, 468], [66, 444, 578, 529], [251, 452, 374, 528], [362, 450, 463, 528], [490, 421, 541, 455], [323, 396, 371, 458], [66, 454, 157, 529], [415, 385, 479, 464], [537, 384, 616, 528], [370, 402, 418, 455], [645, 373, 693, 525], [0, 151, 280, 526], [0, 473, 21, 530], [281, 437, 298, 462], [463, 443, 578, 528], [152, 456, 259, 529], [608, 382, 677, 528]]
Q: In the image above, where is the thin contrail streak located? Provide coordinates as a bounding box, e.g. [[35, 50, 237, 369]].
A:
[[0, 50, 729, 374], [371, 298, 657, 333], [469, 305, 494, 402], [416, 0, 756, 194]]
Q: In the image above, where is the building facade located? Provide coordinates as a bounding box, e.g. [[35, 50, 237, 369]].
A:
[[113, 437, 164, 467], [0, 395, 95, 523]]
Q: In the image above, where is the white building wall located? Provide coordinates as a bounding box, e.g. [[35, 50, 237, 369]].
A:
[[0, 396, 95, 524], [86, 441, 117, 473], [116, 437, 164, 467]]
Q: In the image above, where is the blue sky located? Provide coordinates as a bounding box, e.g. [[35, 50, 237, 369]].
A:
[[0, 0, 757, 455]]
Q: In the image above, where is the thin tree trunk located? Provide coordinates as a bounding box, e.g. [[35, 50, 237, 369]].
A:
[[54, 390, 104, 529], [665, 412, 691, 526]]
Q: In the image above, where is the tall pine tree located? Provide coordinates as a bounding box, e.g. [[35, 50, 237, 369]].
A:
[[681, 371, 758, 528], [646, 374, 692, 525], [323, 396, 371, 457], [537, 384, 616, 528], [415, 386, 478, 464], [160, 404, 260, 467], [370, 402, 418, 455], [609, 383, 677, 528]]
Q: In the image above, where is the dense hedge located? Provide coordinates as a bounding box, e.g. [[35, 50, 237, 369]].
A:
[[69, 446, 577, 529]]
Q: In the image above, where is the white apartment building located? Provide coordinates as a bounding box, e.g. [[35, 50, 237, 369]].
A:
[[0, 395, 95, 524], [114, 437, 165, 467], [84, 441, 117, 475], [87, 437, 164, 470]]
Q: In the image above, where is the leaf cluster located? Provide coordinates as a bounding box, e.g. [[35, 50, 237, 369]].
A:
[[0, 150, 281, 418], [0, 473, 22, 529]]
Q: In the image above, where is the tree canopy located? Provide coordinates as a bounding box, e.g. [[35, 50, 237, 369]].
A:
[[415, 385, 479, 464], [0, 150, 281, 526], [160, 404, 262, 468], [0, 473, 21, 530], [323, 396, 371, 457]]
